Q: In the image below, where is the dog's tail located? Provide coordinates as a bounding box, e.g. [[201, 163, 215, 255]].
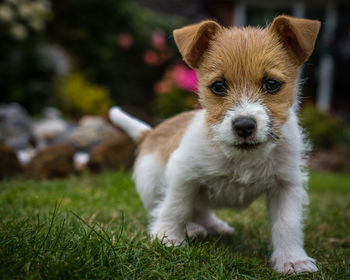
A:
[[108, 107, 152, 143]]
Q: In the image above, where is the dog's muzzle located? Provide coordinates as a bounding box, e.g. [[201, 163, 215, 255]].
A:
[[232, 117, 257, 138]]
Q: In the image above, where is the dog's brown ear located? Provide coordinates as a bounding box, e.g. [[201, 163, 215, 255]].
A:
[[173, 20, 222, 68], [269, 15, 321, 64]]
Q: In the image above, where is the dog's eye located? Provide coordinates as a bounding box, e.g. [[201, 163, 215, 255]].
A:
[[262, 79, 281, 94], [210, 81, 227, 96]]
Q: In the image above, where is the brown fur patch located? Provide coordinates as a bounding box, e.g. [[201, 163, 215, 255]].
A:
[[139, 111, 196, 162]]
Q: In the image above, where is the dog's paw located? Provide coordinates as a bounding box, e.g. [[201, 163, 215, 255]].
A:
[[272, 255, 318, 274], [161, 236, 185, 247], [150, 232, 185, 246], [186, 222, 208, 239], [207, 220, 234, 235], [150, 224, 185, 247]]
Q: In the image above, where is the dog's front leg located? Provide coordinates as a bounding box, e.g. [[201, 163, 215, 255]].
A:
[[267, 183, 318, 274], [150, 176, 197, 246]]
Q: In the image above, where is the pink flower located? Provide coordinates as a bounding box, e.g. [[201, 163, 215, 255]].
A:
[[172, 65, 198, 93], [152, 30, 166, 50], [117, 33, 133, 49], [154, 81, 171, 94], [143, 50, 159, 65]]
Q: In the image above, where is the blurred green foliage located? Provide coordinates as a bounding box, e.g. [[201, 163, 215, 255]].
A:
[[0, 0, 184, 116], [152, 63, 198, 118], [153, 89, 196, 118], [0, 0, 55, 113], [58, 73, 112, 116], [48, 0, 183, 110], [299, 105, 347, 150]]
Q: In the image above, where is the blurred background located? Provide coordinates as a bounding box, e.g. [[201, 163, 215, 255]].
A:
[[1, 0, 350, 179]]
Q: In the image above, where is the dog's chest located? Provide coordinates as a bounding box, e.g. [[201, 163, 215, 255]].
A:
[[195, 159, 276, 209], [197, 176, 270, 209]]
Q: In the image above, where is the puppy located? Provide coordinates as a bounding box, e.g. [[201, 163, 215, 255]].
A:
[[109, 15, 320, 274]]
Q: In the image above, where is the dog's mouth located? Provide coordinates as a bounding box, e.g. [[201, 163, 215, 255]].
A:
[[234, 142, 261, 150]]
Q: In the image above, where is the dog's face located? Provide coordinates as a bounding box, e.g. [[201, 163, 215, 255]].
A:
[[174, 16, 320, 157]]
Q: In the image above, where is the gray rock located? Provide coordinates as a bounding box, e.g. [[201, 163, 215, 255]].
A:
[[0, 103, 35, 150], [64, 116, 118, 151], [33, 107, 69, 147]]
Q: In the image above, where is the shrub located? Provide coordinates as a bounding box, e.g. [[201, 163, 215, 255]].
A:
[[48, 0, 183, 109], [58, 73, 112, 116], [0, 0, 55, 113], [154, 89, 197, 118], [153, 64, 198, 118], [299, 105, 347, 151], [1, 0, 184, 114], [0, 0, 49, 41]]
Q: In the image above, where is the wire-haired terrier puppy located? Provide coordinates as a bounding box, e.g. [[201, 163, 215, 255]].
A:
[[109, 15, 320, 274]]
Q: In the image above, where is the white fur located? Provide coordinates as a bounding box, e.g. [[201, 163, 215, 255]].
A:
[[109, 107, 151, 142], [131, 106, 316, 273], [133, 154, 165, 212]]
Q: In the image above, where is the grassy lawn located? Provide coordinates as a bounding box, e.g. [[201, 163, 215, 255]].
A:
[[0, 171, 349, 279]]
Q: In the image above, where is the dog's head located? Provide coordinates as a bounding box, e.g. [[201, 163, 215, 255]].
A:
[[174, 16, 320, 157]]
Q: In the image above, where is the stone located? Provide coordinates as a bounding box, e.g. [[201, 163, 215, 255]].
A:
[[64, 116, 118, 151], [0, 103, 35, 150], [0, 145, 22, 179], [17, 148, 37, 165], [33, 107, 69, 147], [25, 144, 75, 179], [88, 133, 135, 172], [74, 152, 90, 172]]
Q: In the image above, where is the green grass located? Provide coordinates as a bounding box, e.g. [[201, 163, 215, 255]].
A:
[[0, 171, 349, 279]]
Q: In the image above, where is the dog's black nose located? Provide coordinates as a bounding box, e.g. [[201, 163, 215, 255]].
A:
[[233, 117, 256, 138]]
